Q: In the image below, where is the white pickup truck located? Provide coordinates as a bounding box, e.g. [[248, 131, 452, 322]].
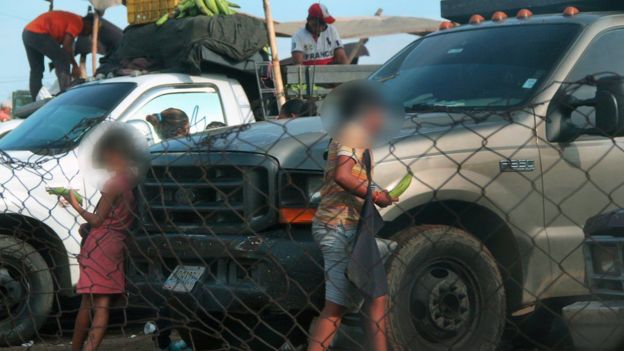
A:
[[0, 72, 254, 344]]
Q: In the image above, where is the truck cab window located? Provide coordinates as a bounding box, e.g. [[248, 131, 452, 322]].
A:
[[564, 29, 624, 130], [378, 24, 580, 111], [135, 91, 225, 135], [0, 83, 135, 152]]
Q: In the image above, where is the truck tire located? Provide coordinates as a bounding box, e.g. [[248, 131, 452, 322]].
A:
[[0, 235, 54, 345], [385, 225, 506, 351]]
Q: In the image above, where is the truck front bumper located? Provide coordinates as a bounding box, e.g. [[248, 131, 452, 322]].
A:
[[126, 229, 324, 314]]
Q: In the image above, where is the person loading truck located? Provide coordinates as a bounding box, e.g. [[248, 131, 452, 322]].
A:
[[291, 3, 349, 65], [22, 11, 94, 99]]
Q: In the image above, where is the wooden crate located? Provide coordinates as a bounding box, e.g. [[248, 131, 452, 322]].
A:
[[126, 0, 180, 25]]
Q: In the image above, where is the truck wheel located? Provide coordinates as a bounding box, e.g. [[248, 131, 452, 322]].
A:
[[0, 235, 53, 345], [385, 225, 505, 351]]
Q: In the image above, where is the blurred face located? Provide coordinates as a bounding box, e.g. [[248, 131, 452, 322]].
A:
[[360, 107, 385, 137], [102, 150, 127, 172]]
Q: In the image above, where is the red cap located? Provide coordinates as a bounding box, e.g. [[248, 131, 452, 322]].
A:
[[308, 3, 335, 24]]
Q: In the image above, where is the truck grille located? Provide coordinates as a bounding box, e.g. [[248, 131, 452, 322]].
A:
[[139, 153, 277, 234]]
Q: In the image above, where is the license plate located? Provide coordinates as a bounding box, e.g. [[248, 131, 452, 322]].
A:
[[163, 265, 206, 292]]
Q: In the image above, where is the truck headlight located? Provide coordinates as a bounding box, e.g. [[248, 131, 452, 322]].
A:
[[591, 244, 620, 276], [278, 171, 323, 224]]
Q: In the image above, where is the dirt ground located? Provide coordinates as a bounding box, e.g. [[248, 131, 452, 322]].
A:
[[3, 322, 573, 351], [4, 304, 162, 351], [0, 323, 162, 351], [5, 327, 156, 351], [1, 302, 575, 351]]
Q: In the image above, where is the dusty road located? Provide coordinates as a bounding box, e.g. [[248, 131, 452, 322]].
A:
[[5, 327, 156, 351], [1, 299, 575, 351]]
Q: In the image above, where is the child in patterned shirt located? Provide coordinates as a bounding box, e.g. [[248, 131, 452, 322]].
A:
[[309, 82, 396, 351]]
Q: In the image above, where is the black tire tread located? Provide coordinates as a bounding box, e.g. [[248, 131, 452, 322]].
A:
[[385, 225, 506, 351], [0, 234, 54, 345]]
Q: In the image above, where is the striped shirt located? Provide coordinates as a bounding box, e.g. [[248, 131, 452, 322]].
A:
[[315, 141, 370, 228]]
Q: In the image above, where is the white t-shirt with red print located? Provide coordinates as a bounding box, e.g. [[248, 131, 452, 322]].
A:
[[291, 25, 343, 65]]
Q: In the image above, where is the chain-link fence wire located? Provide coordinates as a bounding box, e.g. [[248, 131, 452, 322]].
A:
[[2, 73, 624, 350]]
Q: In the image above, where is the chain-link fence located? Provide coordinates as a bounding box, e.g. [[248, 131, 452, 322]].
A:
[[4, 64, 624, 351]]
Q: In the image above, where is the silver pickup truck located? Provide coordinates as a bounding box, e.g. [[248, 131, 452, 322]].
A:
[[128, 5, 624, 351]]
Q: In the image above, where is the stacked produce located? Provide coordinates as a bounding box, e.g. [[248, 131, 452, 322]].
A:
[[156, 0, 240, 26]]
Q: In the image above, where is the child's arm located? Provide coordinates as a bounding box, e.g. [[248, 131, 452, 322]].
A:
[[335, 155, 393, 207], [68, 184, 122, 227]]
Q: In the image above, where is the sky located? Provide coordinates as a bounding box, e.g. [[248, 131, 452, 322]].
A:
[[0, 0, 441, 101]]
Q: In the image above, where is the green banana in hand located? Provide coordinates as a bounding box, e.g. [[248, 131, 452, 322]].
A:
[[47, 187, 84, 206], [388, 174, 412, 199], [227, 1, 240, 8]]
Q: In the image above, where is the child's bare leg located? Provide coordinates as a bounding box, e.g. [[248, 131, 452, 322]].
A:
[[363, 295, 388, 351], [83, 294, 112, 351], [71, 295, 92, 351], [308, 301, 345, 351]]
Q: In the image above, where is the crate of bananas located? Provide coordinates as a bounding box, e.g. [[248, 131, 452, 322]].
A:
[[156, 0, 240, 26]]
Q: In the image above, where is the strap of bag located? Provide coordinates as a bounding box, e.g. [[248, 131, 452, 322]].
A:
[[363, 149, 373, 188]]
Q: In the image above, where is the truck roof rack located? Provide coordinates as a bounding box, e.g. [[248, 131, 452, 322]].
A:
[[441, 0, 624, 23]]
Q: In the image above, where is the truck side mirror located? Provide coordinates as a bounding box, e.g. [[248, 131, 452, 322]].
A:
[[546, 93, 584, 143], [595, 76, 624, 136], [547, 76, 624, 142], [126, 119, 155, 145]]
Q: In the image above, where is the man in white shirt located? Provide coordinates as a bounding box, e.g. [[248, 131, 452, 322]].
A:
[[291, 3, 349, 66]]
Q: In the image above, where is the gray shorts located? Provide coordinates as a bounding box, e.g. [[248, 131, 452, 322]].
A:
[[312, 221, 363, 311]]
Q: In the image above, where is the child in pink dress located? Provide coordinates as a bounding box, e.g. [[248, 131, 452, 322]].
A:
[[66, 129, 137, 351]]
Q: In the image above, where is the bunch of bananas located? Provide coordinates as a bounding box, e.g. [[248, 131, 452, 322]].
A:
[[156, 0, 240, 26]]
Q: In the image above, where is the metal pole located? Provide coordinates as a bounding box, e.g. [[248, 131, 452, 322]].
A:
[[49, 0, 54, 11], [91, 11, 100, 77], [263, 0, 286, 108]]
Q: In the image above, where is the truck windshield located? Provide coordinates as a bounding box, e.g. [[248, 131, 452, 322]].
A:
[[372, 24, 581, 111], [0, 83, 135, 152]]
